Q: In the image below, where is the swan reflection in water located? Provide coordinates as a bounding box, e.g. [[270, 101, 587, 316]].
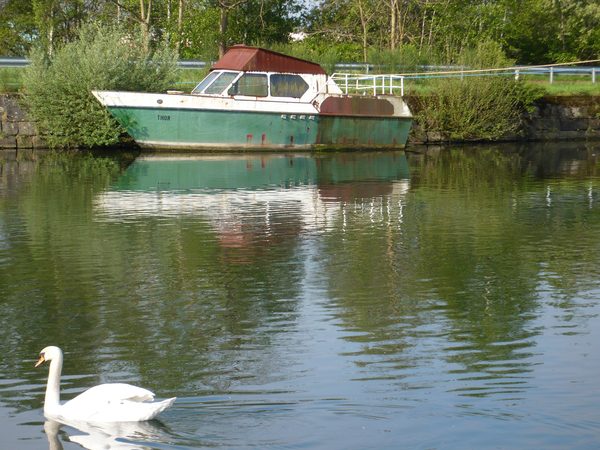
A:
[[44, 417, 171, 450]]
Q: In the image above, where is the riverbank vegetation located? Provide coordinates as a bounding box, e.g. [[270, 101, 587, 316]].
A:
[[407, 42, 545, 141], [20, 24, 179, 148], [3, 0, 600, 146]]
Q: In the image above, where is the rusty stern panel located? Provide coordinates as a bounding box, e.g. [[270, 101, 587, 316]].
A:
[[315, 115, 411, 148], [320, 96, 395, 117]]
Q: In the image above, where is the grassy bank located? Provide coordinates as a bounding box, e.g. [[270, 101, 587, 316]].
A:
[[0, 68, 21, 93]]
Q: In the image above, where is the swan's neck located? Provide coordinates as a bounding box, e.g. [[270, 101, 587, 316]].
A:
[[44, 354, 62, 412]]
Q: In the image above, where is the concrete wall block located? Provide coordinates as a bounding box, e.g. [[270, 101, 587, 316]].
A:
[[32, 136, 51, 148], [0, 136, 17, 148], [0, 96, 8, 119], [1, 95, 28, 122], [570, 107, 590, 118], [530, 117, 560, 131], [3, 122, 19, 136], [560, 118, 589, 132], [562, 130, 588, 140], [427, 131, 442, 142], [18, 122, 37, 136], [541, 131, 562, 140], [588, 118, 600, 130], [541, 104, 562, 117], [585, 129, 600, 139], [558, 105, 573, 118], [408, 131, 428, 144], [16, 135, 34, 148]]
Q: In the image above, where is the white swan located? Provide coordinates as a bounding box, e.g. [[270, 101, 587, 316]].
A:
[[36, 346, 176, 422]]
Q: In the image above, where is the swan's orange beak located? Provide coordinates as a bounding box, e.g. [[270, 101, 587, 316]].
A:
[[35, 354, 46, 368]]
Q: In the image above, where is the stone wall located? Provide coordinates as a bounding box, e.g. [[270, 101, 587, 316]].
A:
[[3, 93, 600, 149], [521, 95, 600, 141], [408, 95, 600, 145], [0, 94, 47, 149]]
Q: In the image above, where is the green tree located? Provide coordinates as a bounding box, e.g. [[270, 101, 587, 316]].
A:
[[228, 0, 300, 46], [22, 22, 179, 147], [0, 0, 37, 56], [305, 0, 600, 65]]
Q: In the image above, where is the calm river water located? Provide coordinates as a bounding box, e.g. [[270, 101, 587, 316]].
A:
[[1, 142, 600, 450]]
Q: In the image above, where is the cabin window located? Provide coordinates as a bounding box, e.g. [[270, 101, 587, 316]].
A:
[[202, 71, 238, 94], [228, 73, 268, 97], [270, 74, 309, 98]]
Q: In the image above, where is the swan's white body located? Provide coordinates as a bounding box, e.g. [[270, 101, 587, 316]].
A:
[[36, 346, 176, 422]]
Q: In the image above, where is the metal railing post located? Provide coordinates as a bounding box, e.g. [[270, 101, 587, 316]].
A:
[[550, 67, 554, 84], [593, 68, 596, 84]]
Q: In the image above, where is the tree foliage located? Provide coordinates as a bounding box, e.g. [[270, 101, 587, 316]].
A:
[[305, 0, 600, 64], [299, 0, 600, 69], [2, 0, 600, 64], [21, 22, 179, 147]]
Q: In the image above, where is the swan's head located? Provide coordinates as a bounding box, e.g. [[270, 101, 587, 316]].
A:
[[35, 346, 63, 368]]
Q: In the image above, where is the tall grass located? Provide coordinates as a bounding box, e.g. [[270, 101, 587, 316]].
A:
[[536, 81, 600, 96]]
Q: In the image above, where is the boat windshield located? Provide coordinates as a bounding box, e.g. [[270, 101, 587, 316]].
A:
[[191, 72, 219, 94], [192, 72, 238, 94], [192, 71, 239, 95]]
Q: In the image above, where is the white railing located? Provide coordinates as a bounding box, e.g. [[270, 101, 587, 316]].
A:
[[331, 73, 405, 96]]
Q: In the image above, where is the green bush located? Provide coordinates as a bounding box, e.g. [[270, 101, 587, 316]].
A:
[[411, 41, 545, 141], [21, 23, 180, 148]]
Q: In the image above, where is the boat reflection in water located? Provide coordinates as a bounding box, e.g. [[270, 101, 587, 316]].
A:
[[94, 152, 411, 252]]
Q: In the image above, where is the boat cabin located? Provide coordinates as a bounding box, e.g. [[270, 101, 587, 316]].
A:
[[191, 45, 342, 102]]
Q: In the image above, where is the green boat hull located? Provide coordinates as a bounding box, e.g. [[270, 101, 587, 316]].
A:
[[107, 106, 412, 151]]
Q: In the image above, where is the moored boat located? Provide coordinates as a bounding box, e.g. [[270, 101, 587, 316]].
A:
[[92, 45, 412, 151]]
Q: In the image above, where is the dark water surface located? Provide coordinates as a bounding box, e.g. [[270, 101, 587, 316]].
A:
[[1, 143, 600, 449]]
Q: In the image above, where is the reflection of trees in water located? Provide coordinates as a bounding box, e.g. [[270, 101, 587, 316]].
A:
[[1, 146, 599, 412], [409, 142, 600, 188], [320, 145, 600, 397]]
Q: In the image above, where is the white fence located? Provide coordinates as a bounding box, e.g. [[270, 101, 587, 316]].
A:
[[331, 73, 405, 96]]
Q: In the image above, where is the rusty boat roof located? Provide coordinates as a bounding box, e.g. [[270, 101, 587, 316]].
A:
[[210, 45, 327, 75]]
